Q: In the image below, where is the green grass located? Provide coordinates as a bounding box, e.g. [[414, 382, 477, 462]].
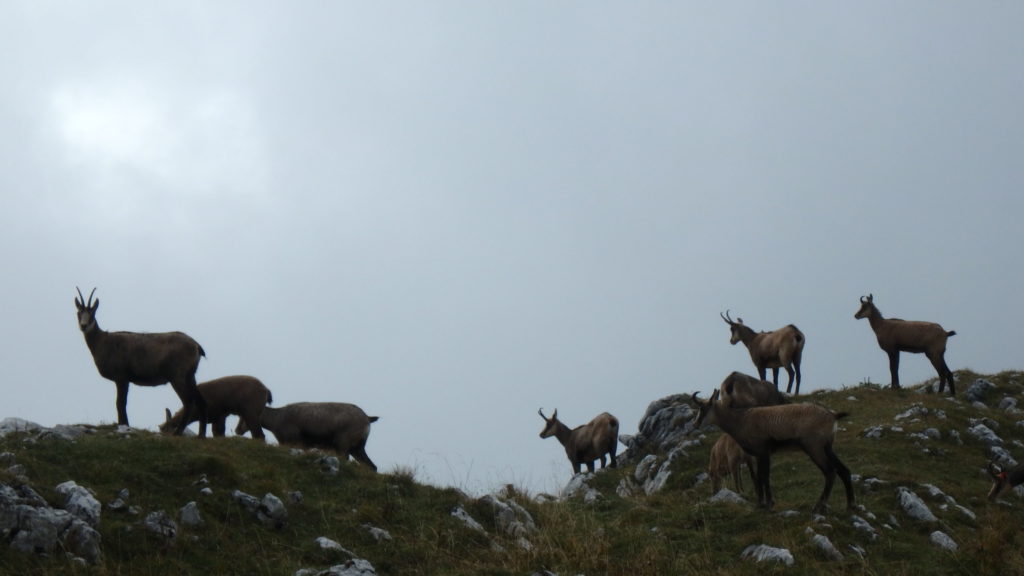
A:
[[3, 369, 1024, 575]]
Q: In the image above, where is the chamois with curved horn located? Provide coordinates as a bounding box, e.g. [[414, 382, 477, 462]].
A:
[[692, 388, 854, 514], [74, 287, 208, 436], [538, 408, 619, 475], [721, 310, 805, 394], [854, 294, 957, 395]]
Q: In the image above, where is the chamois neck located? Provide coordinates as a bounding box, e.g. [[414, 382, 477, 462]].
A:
[[865, 305, 886, 330], [710, 402, 742, 434], [82, 321, 106, 351], [551, 421, 573, 445], [735, 324, 758, 344]]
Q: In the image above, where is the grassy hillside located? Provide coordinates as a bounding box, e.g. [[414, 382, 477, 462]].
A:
[[3, 370, 1024, 575]]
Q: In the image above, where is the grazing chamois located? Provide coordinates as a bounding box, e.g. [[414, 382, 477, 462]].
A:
[[235, 402, 378, 471], [161, 375, 273, 440], [538, 408, 619, 475], [74, 287, 207, 436], [721, 311, 805, 394], [987, 459, 1024, 501], [692, 387, 854, 514], [854, 294, 957, 395]]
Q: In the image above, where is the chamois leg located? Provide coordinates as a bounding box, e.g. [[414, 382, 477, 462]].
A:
[[599, 455, 607, 469], [770, 367, 780, 389], [711, 473, 723, 494], [609, 444, 618, 468], [785, 365, 796, 395], [242, 412, 266, 441], [804, 445, 836, 514], [115, 381, 130, 427], [756, 454, 773, 510], [793, 352, 803, 395], [731, 458, 743, 493], [928, 352, 955, 396], [831, 444, 856, 506], [757, 365, 772, 388], [171, 377, 207, 437], [888, 350, 901, 390], [827, 444, 855, 511], [745, 458, 757, 496], [351, 444, 378, 472], [212, 416, 227, 437]]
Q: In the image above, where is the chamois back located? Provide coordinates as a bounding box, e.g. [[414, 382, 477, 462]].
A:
[[237, 401, 378, 471]]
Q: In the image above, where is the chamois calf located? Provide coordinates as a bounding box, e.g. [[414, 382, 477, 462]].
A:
[[709, 433, 756, 494], [236, 402, 378, 471], [721, 311, 805, 394], [160, 375, 273, 440], [74, 287, 207, 436], [854, 294, 957, 395], [538, 408, 619, 475], [692, 387, 854, 514], [987, 459, 1024, 501]]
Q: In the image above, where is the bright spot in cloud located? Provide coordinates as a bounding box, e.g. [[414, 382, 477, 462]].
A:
[[49, 80, 268, 210]]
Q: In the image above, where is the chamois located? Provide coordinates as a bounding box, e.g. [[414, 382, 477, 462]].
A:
[[235, 402, 378, 471], [721, 311, 805, 394], [538, 408, 619, 475], [854, 294, 957, 395], [74, 287, 207, 436], [708, 433, 756, 494], [987, 459, 1024, 501], [161, 375, 273, 440], [718, 371, 790, 408], [702, 372, 788, 495], [692, 387, 854, 514]]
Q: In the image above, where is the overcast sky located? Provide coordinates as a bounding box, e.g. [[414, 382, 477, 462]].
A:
[[2, 2, 1022, 495]]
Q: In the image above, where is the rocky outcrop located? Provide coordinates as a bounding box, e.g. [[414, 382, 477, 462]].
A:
[[619, 394, 696, 462]]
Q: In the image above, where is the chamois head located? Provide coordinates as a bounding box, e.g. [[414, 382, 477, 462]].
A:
[[690, 390, 721, 428], [987, 460, 1012, 501], [537, 408, 560, 439], [854, 294, 875, 320], [74, 287, 99, 332], [720, 310, 745, 345]]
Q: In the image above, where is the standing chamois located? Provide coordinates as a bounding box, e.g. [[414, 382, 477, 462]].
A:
[[692, 386, 854, 514], [74, 287, 208, 436], [703, 372, 789, 495], [854, 294, 957, 395], [538, 408, 619, 475], [721, 311, 805, 394]]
